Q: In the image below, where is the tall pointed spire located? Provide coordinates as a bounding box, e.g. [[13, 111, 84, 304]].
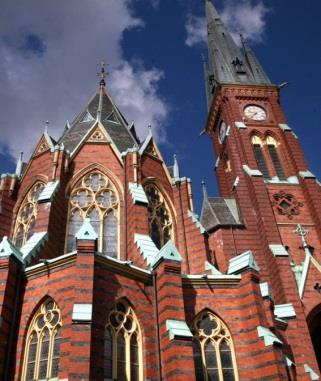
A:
[[241, 35, 271, 84], [204, 0, 270, 88]]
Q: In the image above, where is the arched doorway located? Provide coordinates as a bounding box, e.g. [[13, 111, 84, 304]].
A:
[[308, 305, 321, 372]]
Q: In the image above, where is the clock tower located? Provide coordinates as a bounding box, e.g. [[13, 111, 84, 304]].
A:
[[202, 0, 321, 376]]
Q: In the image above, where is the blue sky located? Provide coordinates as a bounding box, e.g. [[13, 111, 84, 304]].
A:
[[0, 0, 320, 213]]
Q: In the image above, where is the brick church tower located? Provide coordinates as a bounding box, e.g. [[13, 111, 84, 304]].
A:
[[0, 1, 321, 380]]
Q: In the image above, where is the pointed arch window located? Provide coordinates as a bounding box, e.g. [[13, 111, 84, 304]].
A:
[[104, 300, 143, 380], [144, 183, 173, 249], [192, 310, 238, 381], [22, 298, 62, 381], [266, 136, 286, 180], [251, 136, 270, 179], [66, 171, 119, 256], [13, 182, 45, 249]]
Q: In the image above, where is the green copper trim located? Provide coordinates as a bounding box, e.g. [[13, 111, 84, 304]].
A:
[[152, 240, 182, 268], [75, 218, 98, 241], [0, 236, 24, 263]]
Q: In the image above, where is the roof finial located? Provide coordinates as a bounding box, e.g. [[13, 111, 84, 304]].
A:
[[201, 181, 208, 200], [98, 60, 107, 87], [45, 120, 49, 134]]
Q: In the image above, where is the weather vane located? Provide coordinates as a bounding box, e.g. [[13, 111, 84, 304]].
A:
[[98, 60, 109, 87]]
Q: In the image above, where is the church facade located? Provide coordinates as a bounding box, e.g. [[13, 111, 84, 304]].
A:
[[0, 1, 321, 380]]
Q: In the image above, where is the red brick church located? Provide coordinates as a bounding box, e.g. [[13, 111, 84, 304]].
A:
[[0, 1, 320, 380]]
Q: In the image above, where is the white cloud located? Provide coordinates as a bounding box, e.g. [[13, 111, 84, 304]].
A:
[[0, 0, 168, 160], [109, 61, 167, 142], [221, 0, 269, 45], [185, 14, 207, 47], [150, 0, 160, 9], [185, 0, 269, 47]]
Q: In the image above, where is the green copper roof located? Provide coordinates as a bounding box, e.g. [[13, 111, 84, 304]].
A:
[[152, 240, 182, 268], [0, 236, 24, 263], [76, 218, 98, 241]]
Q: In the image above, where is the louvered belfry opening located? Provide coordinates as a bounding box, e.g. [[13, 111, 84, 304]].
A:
[[268, 145, 286, 180], [253, 144, 270, 179]]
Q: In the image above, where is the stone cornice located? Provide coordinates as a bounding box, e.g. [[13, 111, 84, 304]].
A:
[[95, 254, 152, 285], [25, 252, 77, 279]]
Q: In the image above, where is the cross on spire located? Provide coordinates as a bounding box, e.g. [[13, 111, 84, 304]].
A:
[[98, 60, 108, 87], [294, 224, 309, 250]]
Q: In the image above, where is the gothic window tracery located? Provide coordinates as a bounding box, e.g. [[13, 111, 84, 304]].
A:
[[67, 171, 119, 256], [104, 299, 143, 381], [22, 298, 62, 381], [192, 310, 238, 381], [13, 182, 45, 249], [144, 183, 173, 249]]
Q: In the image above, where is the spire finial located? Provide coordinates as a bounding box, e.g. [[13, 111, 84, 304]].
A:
[[45, 120, 49, 134], [98, 60, 108, 87], [202, 181, 208, 200]]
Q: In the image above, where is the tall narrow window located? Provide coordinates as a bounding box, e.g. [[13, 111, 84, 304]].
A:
[[192, 310, 238, 381], [67, 171, 119, 256], [104, 300, 143, 380], [13, 182, 45, 248], [266, 136, 286, 180], [22, 298, 62, 381], [251, 136, 270, 179], [144, 184, 173, 249]]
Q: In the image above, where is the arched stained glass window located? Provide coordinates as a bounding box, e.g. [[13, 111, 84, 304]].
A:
[[67, 171, 119, 256], [144, 183, 173, 249], [13, 182, 45, 248], [192, 311, 238, 381], [22, 298, 62, 381], [104, 300, 143, 380]]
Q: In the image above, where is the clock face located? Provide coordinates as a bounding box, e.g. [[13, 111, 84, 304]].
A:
[[218, 120, 227, 144], [244, 105, 267, 121]]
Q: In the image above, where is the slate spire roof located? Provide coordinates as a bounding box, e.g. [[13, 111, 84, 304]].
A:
[[59, 70, 139, 155], [204, 0, 271, 105]]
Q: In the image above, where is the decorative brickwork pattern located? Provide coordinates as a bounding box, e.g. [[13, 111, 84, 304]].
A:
[[272, 191, 303, 219]]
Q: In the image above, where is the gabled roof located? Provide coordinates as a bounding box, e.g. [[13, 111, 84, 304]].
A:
[[59, 86, 139, 155], [201, 197, 243, 232], [32, 130, 57, 157]]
